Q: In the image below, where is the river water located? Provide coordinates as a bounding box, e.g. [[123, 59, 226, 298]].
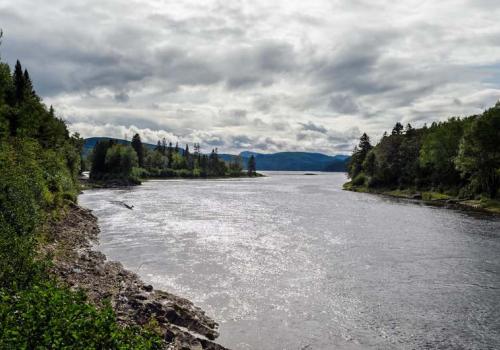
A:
[[79, 172, 500, 350]]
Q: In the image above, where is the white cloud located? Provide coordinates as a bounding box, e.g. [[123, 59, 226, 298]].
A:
[[1, 0, 499, 154]]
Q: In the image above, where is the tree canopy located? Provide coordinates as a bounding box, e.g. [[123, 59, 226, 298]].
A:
[[346, 103, 500, 199]]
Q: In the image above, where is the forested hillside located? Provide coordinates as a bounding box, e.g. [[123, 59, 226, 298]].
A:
[[345, 103, 500, 208], [0, 33, 162, 348]]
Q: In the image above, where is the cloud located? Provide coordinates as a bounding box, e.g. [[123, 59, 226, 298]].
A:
[[0, 0, 499, 154], [328, 94, 359, 114], [299, 121, 327, 134], [114, 92, 130, 103]]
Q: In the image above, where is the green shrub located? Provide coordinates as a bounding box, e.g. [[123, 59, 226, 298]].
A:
[[0, 282, 162, 350], [352, 173, 366, 186]]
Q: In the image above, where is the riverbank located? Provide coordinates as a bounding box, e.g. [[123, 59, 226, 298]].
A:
[[43, 202, 229, 350], [343, 182, 500, 215]]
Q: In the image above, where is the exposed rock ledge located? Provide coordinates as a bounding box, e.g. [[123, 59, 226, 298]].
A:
[[45, 203, 229, 350]]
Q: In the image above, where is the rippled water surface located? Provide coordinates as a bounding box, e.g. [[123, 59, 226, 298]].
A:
[[80, 172, 500, 350]]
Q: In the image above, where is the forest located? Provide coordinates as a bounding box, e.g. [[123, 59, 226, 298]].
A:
[[346, 103, 500, 206], [89, 136, 257, 185], [0, 34, 163, 347]]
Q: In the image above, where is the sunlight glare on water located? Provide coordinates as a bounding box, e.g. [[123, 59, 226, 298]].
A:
[[80, 172, 500, 350]]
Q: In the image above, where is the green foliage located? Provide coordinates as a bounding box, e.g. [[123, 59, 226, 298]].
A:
[[419, 117, 467, 187], [90, 141, 140, 184], [247, 155, 256, 177], [0, 282, 162, 350], [131, 133, 144, 167], [0, 49, 162, 348], [90, 130, 253, 179], [456, 105, 500, 198], [348, 103, 500, 199], [348, 133, 372, 179], [105, 144, 138, 175], [351, 173, 366, 186], [228, 156, 243, 176]]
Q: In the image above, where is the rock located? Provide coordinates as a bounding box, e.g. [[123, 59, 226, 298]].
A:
[[45, 204, 229, 350], [133, 292, 149, 301], [410, 193, 422, 200]]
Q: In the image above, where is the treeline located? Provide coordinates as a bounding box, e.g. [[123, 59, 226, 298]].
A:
[[0, 33, 162, 348], [89, 134, 257, 184], [347, 102, 500, 199]]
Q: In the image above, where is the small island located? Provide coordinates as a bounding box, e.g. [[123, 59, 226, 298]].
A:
[[86, 136, 259, 187]]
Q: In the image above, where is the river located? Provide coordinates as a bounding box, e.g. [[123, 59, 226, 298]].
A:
[[79, 172, 500, 350]]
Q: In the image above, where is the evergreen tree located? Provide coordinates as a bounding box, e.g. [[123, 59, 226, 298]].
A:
[[405, 123, 415, 136], [90, 140, 113, 177], [167, 142, 173, 168], [161, 138, 167, 155], [247, 155, 256, 177], [348, 133, 372, 179], [455, 106, 500, 197], [13, 60, 25, 104], [392, 122, 404, 135], [23, 69, 36, 99], [131, 133, 144, 167], [154, 140, 161, 152]]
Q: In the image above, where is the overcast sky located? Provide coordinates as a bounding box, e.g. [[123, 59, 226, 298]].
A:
[[1, 0, 499, 154]]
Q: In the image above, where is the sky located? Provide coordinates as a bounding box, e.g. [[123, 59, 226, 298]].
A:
[[1, 0, 499, 155]]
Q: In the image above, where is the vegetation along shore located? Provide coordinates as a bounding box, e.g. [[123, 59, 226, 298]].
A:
[[86, 134, 260, 187], [0, 39, 228, 349], [344, 102, 500, 214]]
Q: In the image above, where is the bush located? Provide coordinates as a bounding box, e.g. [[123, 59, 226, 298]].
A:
[[0, 140, 46, 290], [352, 173, 366, 186], [0, 282, 162, 350]]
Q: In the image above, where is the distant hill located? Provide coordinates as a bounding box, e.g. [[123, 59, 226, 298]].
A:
[[82, 137, 157, 156], [220, 152, 350, 172], [83, 137, 350, 172]]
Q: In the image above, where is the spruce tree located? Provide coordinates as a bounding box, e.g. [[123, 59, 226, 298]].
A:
[[23, 69, 36, 98], [13, 60, 25, 104], [392, 122, 404, 135], [167, 142, 173, 168], [247, 155, 256, 177], [131, 133, 144, 167], [348, 133, 372, 179]]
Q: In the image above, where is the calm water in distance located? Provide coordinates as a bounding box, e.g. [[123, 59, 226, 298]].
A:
[[80, 172, 500, 350]]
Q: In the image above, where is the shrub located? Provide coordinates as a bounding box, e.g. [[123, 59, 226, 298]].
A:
[[0, 282, 162, 350], [352, 173, 366, 186]]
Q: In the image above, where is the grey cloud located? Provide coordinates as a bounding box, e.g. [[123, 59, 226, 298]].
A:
[[328, 94, 359, 114], [1, 0, 499, 155], [299, 121, 327, 134], [114, 92, 130, 103]]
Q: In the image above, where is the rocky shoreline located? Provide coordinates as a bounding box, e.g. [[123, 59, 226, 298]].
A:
[[45, 202, 229, 350], [344, 185, 500, 215]]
